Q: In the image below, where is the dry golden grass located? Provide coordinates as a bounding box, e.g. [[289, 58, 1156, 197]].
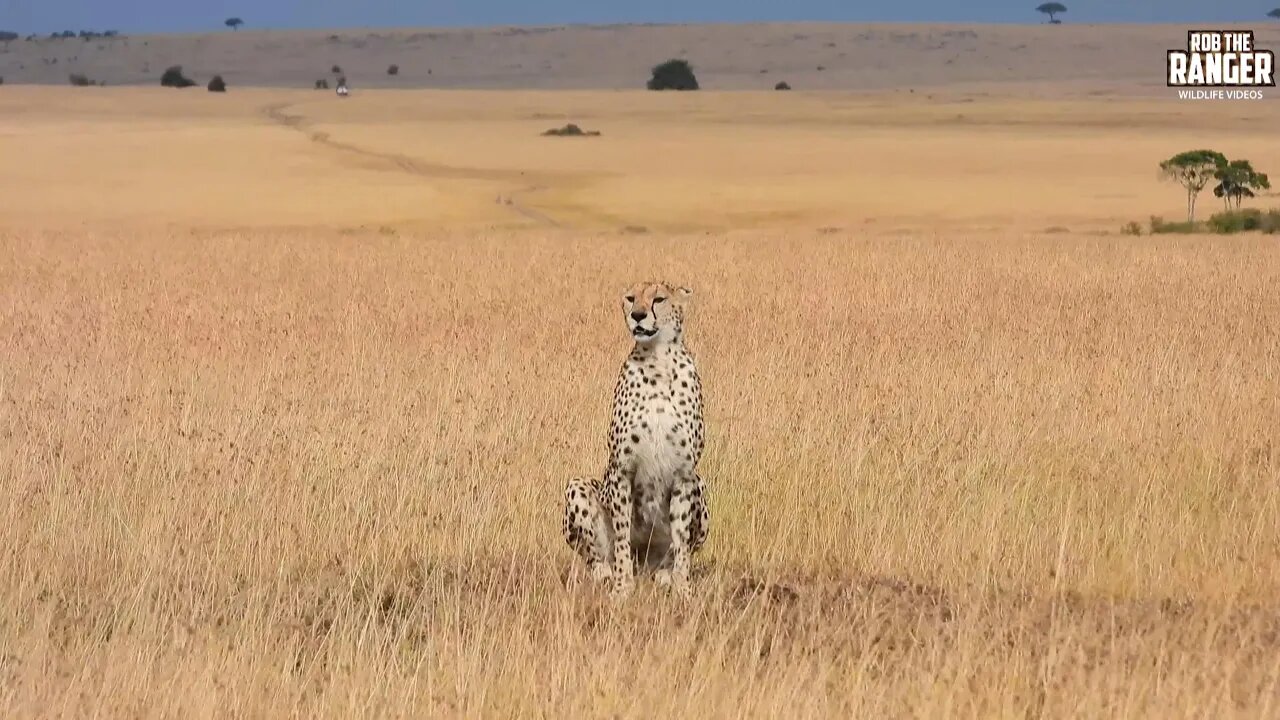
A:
[[3, 86, 1279, 235], [1, 87, 1279, 718]]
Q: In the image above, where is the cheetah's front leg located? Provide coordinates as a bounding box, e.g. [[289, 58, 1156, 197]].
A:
[[603, 461, 636, 601], [667, 471, 702, 600]]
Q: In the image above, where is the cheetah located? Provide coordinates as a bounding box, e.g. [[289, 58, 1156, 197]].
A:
[[562, 281, 709, 601]]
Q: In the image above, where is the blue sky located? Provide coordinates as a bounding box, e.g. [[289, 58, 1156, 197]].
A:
[[1, 0, 1275, 34]]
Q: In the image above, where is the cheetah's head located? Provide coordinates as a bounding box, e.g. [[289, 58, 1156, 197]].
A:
[[621, 281, 693, 346]]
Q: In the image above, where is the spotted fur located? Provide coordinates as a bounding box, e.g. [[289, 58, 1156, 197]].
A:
[[562, 281, 710, 601]]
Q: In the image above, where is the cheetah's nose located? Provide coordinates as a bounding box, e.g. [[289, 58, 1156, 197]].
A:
[[631, 310, 647, 321]]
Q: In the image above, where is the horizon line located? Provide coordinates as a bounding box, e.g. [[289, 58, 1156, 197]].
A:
[[5, 18, 1278, 37]]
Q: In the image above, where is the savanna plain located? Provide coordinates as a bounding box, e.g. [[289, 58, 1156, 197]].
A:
[[2, 76, 1280, 718]]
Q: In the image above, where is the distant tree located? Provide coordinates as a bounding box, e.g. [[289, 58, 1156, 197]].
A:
[[1269, 8, 1280, 19], [315, 78, 329, 89], [331, 64, 342, 74], [160, 65, 197, 88], [0, 31, 18, 44], [775, 81, 791, 90], [68, 73, 93, 86], [1160, 150, 1227, 222], [208, 75, 227, 92], [1213, 159, 1270, 210], [387, 64, 399, 76], [1036, 2, 1067, 23], [647, 58, 699, 91], [225, 18, 244, 31]]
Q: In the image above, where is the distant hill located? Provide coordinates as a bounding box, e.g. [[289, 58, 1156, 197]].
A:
[[0, 22, 1274, 92]]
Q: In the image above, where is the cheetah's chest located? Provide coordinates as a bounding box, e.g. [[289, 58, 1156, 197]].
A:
[[613, 356, 702, 488]]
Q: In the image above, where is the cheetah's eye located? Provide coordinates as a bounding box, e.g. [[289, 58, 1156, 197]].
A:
[[653, 297, 666, 304], [625, 295, 635, 303]]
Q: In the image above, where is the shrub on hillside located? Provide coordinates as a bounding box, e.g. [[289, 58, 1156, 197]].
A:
[[208, 75, 227, 92], [161, 65, 196, 88], [68, 72, 93, 86], [387, 64, 399, 75], [331, 64, 342, 74], [647, 59, 699, 91], [1207, 208, 1280, 234], [315, 78, 330, 89], [1148, 216, 1196, 234], [775, 81, 791, 90], [542, 123, 601, 137]]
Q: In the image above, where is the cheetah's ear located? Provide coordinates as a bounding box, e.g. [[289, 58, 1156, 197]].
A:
[[675, 285, 694, 298]]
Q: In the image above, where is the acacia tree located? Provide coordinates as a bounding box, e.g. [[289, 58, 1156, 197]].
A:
[[1036, 2, 1067, 23], [1269, 8, 1280, 19], [1160, 150, 1227, 222], [1213, 159, 1270, 210], [225, 17, 244, 31]]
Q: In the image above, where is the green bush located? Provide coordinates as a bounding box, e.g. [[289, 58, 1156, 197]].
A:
[[1120, 221, 1143, 236], [1148, 216, 1196, 234], [1207, 208, 1261, 233], [1143, 209, 1280, 235], [1207, 208, 1280, 234], [647, 59, 699, 91], [161, 65, 196, 88]]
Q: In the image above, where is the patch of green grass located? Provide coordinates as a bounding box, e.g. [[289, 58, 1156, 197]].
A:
[[1148, 216, 1197, 234]]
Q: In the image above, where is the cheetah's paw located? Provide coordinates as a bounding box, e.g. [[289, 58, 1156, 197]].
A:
[[589, 562, 613, 583], [608, 579, 635, 604]]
